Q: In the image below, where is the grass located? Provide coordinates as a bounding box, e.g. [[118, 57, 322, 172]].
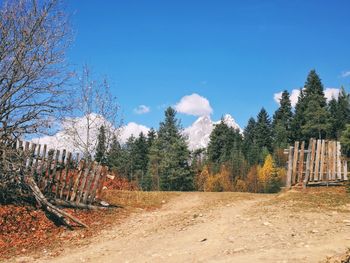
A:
[[270, 186, 350, 212]]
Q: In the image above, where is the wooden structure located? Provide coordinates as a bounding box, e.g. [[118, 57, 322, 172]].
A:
[[16, 140, 107, 205], [286, 139, 349, 188]]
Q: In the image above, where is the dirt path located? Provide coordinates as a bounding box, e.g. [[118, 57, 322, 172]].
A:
[[15, 192, 350, 263]]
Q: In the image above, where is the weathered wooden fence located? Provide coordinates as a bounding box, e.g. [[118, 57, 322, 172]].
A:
[[286, 139, 349, 188], [16, 140, 107, 205]]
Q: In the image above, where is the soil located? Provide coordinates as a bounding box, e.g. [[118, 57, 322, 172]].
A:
[[6, 188, 350, 263]]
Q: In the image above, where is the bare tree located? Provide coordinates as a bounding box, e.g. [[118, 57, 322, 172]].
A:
[[63, 65, 120, 160], [0, 0, 87, 227]]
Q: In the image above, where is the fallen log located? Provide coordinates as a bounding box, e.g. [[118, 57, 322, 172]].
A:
[[50, 198, 108, 210], [25, 175, 88, 228]]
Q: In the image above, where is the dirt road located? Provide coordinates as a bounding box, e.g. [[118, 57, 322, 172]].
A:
[[17, 191, 350, 263]]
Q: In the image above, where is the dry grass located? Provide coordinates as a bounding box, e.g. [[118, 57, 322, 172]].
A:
[[269, 186, 350, 212], [101, 190, 180, 210]]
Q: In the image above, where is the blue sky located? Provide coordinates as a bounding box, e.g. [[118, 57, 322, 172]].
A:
[[66, 0, 350, 129]]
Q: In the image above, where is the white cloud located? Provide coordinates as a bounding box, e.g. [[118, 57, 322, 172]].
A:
[[324, 88, 340, 101], [133, 105, 150, 114], [119, 122, 150, 143], [341, 71, 350, 78], [174, 93, 213, 116], [274, 88, 340, 107], [274, 89, 301, 107]]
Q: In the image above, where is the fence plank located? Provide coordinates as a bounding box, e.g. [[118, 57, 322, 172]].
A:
[[76, 162, 93, 204], [88, 165, 103, 204], [33, 144, 41, 182], [327, 141, 332, 182], [298, 141, 305, 183], [292, 141, 299, 185], [60, 152, 71, 199], [344, 161, 348, 181], [314, 139, 322, 181], [337, 142, 342, 180], [49, 150, 60, 194], [286, 146, 293, 188], [332, 141, 337, 180], [70, 159, 86, 202], [55, 149, 66, 198], [303, 139, 313, 188], [82, 163, 98, 204], [319, 140, 325, 181], [309, 139, 317, 182]]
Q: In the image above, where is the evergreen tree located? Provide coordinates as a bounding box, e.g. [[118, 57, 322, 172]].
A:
[[107, 135, 128, 177], [291, 89, 306, 141], [207, 120, 243, 166], [133, 132, 150, 187], [155, 107, 194, 191], [95, 125, 107, 164], [255, 108, 273, 153], [272, 90, 293, 148], [329, 87, 350, 139], [243, 117, 259, 165], [147, 128, 157, 147], [340, 124, 350, 157], [301, 70, 329, 139]]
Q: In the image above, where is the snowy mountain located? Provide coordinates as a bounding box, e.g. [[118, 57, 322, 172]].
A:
[[31, 114, 149, 154], [31, 113, 240, 153], [183, 114, 241, 150]]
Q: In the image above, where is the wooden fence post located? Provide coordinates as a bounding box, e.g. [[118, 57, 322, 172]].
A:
[[303, 139, 313, 188], [286, 146, 293, 188]]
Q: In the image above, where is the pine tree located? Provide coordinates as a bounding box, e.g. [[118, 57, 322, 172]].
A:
[[243, 117, 259, 165], [255, 108, 273, 153], [155, 107, 194, 191], [329, 87, 350, 139], [133, 132, 149, 188], [272, 90, 293, 148], [301, 70, 329, 139], [95, 125, 107, 164], [291, 89, 306, 141], [107, 135, 128, 177], [340, 124, 350, 157]]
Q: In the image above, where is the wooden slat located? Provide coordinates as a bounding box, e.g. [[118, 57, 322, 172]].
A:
[[76, 162, 93, 204], [33, 144, 41, 182], [95, 166, 108, 200], [60, 152, 72, 199], [344, 161, 348, 181], [70, 159, 86, 202], [49, 150, 60, 194], [309, 139, 317, 182], [314, 139, 322, 181], [332, 141, 337, 180], [66, 153, 80, 200], [88, 165, 103, 204], [82, 163, 98, 204], [55, 149, 66, 198], [286, 146, 293, 188], [298, 141, 305, 183], [319, 140, 325, 181], [39, 145, 47, 188], [337, 142, 342, 180], [303, 139, 313, 188], [327, 141, 332, 182], [292, 141, 299, 185]]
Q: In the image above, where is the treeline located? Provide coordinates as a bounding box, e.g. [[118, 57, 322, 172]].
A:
[[96, 70, 350, 192]]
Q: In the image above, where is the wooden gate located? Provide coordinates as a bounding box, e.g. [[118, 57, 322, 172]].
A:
[[286, 139, 349, 188], [16, 140, 107, 205]]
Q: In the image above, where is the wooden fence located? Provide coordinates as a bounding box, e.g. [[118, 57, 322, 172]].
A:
[[16, 140, 107, 205], [286, 139, 349, 188]]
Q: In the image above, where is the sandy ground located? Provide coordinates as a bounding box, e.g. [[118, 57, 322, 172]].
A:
[[11, 191, 350, 263]]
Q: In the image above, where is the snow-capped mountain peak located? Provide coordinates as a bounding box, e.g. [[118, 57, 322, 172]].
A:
[[184, 114, 241, 150]]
